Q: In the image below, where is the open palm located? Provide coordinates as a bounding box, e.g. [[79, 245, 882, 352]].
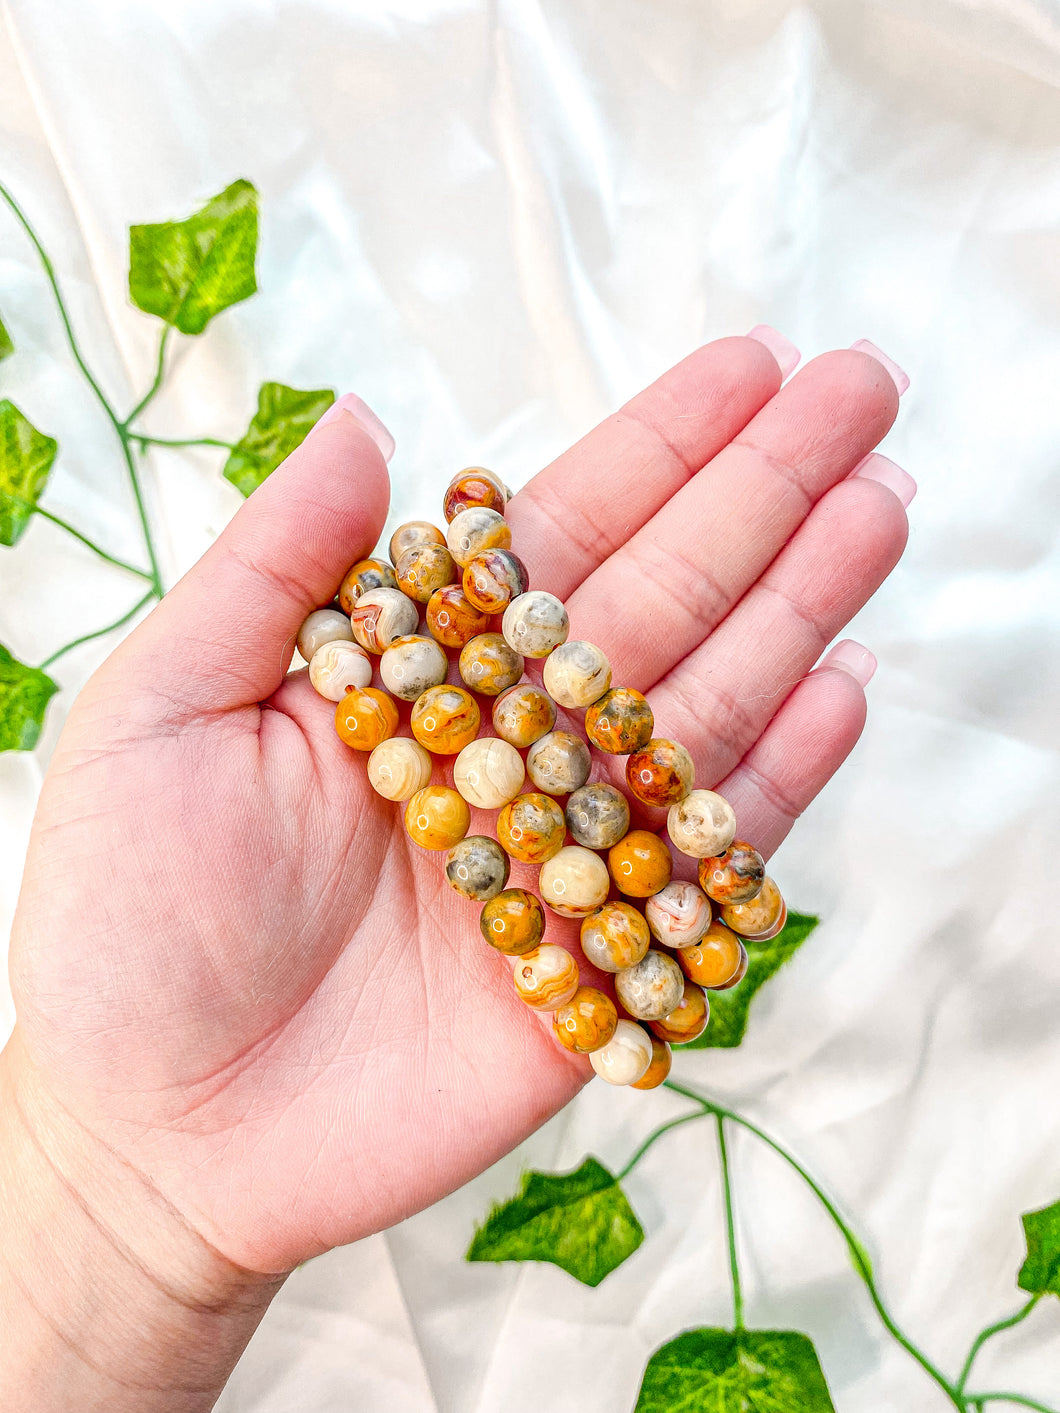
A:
[[7, 336, 907, 1276]]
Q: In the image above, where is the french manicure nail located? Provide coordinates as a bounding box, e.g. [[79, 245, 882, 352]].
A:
[[851, 452, 917, 508], [821, 639, 877, 688], [747, 325, 801, 379], [849, 339, 910, 396], [312, 393, 396, 463]]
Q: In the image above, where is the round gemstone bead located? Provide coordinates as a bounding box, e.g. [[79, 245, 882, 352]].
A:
[[513, 944, 579, 1011], [552, 986, 619, 1054], [721, 877, 786, 939], [497, 792, 567, 864], [526, 730, 591, 795], [425, 584, 490, 649], [297, 607, 354, 662], [404, 785, 471, 850], [608, 830, 673, 897], [446, 506, 511, 567], [395, 543, 458, 603], [367, 737, 433, 801], [339, 557, 398, 613], [501, 591, 569, 658], [615, 949, 685, 1021], [453, 737, 525, 810], [335, 687, 399, 751], [711, 942, 749, 990], [462, 549, 529, 613], [458, 633, 524, 696], [668, 789, 738, 859], [579, 902, 650, 973], [677, 920, 745, 988], [539, 845, 610, 918], [625, 739, 695, 808], [590, 1019, 653, 1086], [350, 587, 419, 653], [379, 634, 448, 701], [443, 469, 507, 522], [649, 980, 709, 1045], [631, 1033, 673, 1090], [410, 685, 481, 755], [492, 684, 557, 748], [645, 880, 713, 948], [445, 835, 511, 901], [584, 687, 654, 755], [479, 889, 545, 955], [542, 640, 612, 709], [308, 640, 373, 700], [564, 783, 630, 850], [697, 840, 765, 905], [388, 520, 446, 566]]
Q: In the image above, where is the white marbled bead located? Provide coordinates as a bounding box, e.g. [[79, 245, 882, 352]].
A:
[[453, 737, 526, 810], [615, 949, 686, 1021], [297, 608, 354, 662], [307, 640, 373, 700], [501, 591, 569, 659], [542, 640, 612, 709], [590, 1019, 654, 1086], [445, 506, 511, 567], [379, 635, 448, 701], [645, 880, 713, 947], [350, 587, 419, 654], [667, 789, 738, 859], [367, 737, 434, 801]]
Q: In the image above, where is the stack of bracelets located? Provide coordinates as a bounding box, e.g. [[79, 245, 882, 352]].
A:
[[296, 466, 787, 1092]]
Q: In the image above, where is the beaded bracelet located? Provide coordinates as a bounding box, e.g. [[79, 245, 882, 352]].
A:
[[297, 467, 786, 1091]]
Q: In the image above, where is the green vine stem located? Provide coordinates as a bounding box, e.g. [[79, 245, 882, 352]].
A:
[[134, 435, 235, 451], [0, 180, 165, 600], [616, 1108, 709, 1180], [40, 589, 155, 670], [716, 1112, 744, 1332], [965, 1395, 1058, 1412], [33, 507, 153, 580], [123, 325, 171, 428], [957, 1298, 1043, 1396]]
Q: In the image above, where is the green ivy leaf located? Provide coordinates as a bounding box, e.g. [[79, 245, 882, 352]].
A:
[[129, 179, 259, 335], [466, 1156, 643, 1287], [634, 1328, 835, 1412], [1018, 1198, 1060, 1297], [0, 399, 58, 547], [683, 911, 819, 1050], [222, 382, 335, 497], [0, 645, 58, 752], [0, 313, 13, 362]]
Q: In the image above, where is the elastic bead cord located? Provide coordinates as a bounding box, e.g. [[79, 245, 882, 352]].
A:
[[297, 465, 787, 1088]]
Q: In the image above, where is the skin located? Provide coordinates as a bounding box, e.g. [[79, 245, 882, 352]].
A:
[[0, 336, 907, 1408]]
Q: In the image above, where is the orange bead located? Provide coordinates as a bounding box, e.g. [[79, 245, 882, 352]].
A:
[[443, 469, 507, 522], [677, 920, 744, 988], [650, 980, 709, 1045], [721, 877, 786, 939], [584, 687, 654, 755], [425, 584, 490, 649], [711, 941, 748, 990], [625, 738, 695, 808], [631, 1034, 673, 1090], [552, 986, 619, 1054], [480, 889, 546, 955], [697, 840, 765, 905], [497, 792, 567, 864], [334, 687, 398, 751], [410, 685, 481, 755], [404, 786, 471, 850], [580, 902, 651, 973], [338, 557, 397, 614], [608, 830, 673, 897], [395, 543, 458, 603]]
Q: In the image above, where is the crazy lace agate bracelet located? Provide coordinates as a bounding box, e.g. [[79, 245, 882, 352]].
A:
[[298, 466, 787, 1090]]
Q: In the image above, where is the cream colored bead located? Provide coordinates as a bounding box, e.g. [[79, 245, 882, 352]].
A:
[[542, 640, 612, 709], [445, 506, 511, 567], [297, 608, 354, 662], [350, 587, 419, 653], [501, 591, 569, 658], [307, 640, 373, 700], [539, 845, 610, 918], [667, 789, 738, 859], [512, 944, 580, 1010], [590, 1019, 653, 1086], [453, 737, 525, 811], [367, 737, 433, 801], [379, 634, 448, 701], [645, 880, 713, 947], [615, 949, 685, 1021]]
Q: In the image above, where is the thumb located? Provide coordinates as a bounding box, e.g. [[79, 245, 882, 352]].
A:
[[106, 395, 393, 720]]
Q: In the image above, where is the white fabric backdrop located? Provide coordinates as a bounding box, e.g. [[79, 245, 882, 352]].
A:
[[2, 0, 1059, 1408]]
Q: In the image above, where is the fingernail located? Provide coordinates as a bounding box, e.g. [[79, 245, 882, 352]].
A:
[[851, 452, 917, 508], [849, 339, 910, 396], [311, 393, 395, 463], [747, 325, 801, 379], [819, 639, 877, 687]]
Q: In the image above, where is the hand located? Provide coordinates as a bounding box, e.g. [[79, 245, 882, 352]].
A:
[[2, 336, 907, 1389]]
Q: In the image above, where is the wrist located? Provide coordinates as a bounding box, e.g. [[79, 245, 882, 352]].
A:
[[0, 1029, 284, 1412]]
